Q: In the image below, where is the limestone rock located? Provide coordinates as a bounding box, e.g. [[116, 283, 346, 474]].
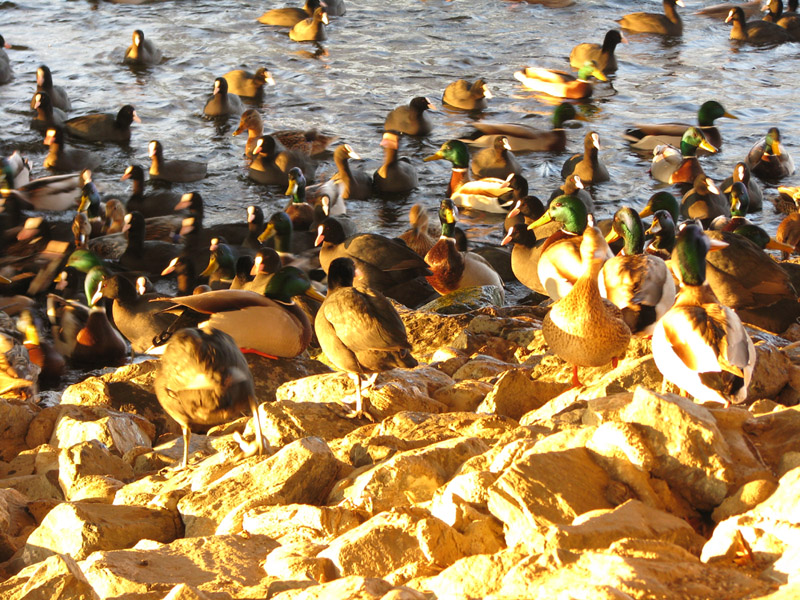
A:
[[478, 368, 569, 420], [264, 541, 337, 583], [246, 353, 333, 402], [745, 406, 800, 473], [24, 406, 60, 450], [0, 553, 100, 600], [712, 479, 779, 523], [431, 380, 492, 412], [270, 576, 395, 600], [161, 583, 210, 600], [58, 440, 134, 502], [428, 484, 505, 556], [50, 404, 154, 456], [23, 501, 182, 564], [248, 400, 362, 448], [0, 472, 63, 502], [79, 534, 277, 600], [0, 399, 37, 461], [451, 354, 514, 382], [318, 507, 464, 581], [241, 504, 365, 545], [178, 437, 340, 537], [0, 488, 36, 562], [748, 342, 792, 400], [398, 307, 473, 361]]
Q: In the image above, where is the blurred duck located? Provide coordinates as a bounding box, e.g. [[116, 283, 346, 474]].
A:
[[471, 136, 522, 180], [284, 168, 315, 231], [31, 92, 66, 132], [148, 140, 207, 183], [652, 223, 755, 406], [745, 127, 795, 180], [1, 171, 80, 212], [43, 127, 101, 173], [118, 211, 181, 273], [203, 77, 243, 119], [561, 131, 609, 184], [569, 29, 627, 73], [720, 161, 763, 212], [649, 127, 718, 185], [233, 109, 337, 159], [384, 96, 436, 137], [258, 0, 322, 26], [543, 225, 631, 388], [514, 61, 607, 99], [725, 5, 792, 42], [624, 100, 736, 152], [0, 34, 12, 84], [223, 66, 275, 99], [639, 190, 681, 225], [399, 204, 438, 258], [31, 65, 71, 112], [161, 254, 199, 296], [124, 30, 162, 66], [1, 151, 30, 189], [644, 209, 677, 260], [65, 105, 140, 143], [776, 212, 800, 258], [289, 6, 328, 42], [442, 78, 492, 111], [310, 144, 371, 200], [315, 256, 417, 420], [121, 164, 182, 218], [501, 223, 546, 295], [249, 135, 315, 187], [550, 174, 594, 215], [762, 0, 800, 40], [681, 175, 729, 228], [373, 131, 418, 195], [618, 0, 684, 36]]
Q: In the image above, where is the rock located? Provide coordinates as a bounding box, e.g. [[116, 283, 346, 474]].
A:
[[712, 479, 779, 523], [23, 501, 182, 564], [50, 404, 154, 456], [241, 504, 365, 545], [248, 400, 363, 449], [0, 472, 63, 503], [58, 440, 134, 502], [246, 353, 333, 404], [478, 368, 569, 420], [270, 576, 395, 600], [328, 437, 489, 513], [0, 398, 37, 461], [78, 534, 277, 600], [451, 354, 515, 382], [178, 437, 340, 537], [264, 541, 337, 583], [398, 307, 473, 362], [161, 583, 210, 600], [0, 488, 36, 562], [428, 483, 505, 556], [318, 507, 464, 581], [431, 380, 492, 412], [0, 553, 100, 600], [24, 406, 60, 449], [418, 285, 504, 314], [748, 342, 792, 400], [745, 406, 800, 473]]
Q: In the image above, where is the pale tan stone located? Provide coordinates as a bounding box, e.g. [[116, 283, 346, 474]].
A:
[[1, 553, 100, 600], [50, 404, 154, 456], [240, 503, 365, 544]]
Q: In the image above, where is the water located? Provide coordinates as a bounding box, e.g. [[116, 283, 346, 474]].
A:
[[1, 0, 799, 254]]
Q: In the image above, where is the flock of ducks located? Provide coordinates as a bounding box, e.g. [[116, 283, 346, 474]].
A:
[[1, 0, 800, 467]]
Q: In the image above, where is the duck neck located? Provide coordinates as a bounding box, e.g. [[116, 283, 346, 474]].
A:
[[449, 167, 469, 196], [664, 0, 681, 24], [378, 145, 398, 179]]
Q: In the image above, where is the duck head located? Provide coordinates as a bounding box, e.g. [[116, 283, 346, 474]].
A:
[[529, 194, 588, 235], [424, 139, 469, 169]]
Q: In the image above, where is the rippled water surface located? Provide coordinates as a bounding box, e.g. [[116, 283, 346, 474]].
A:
[[2, 0, 799, 250]]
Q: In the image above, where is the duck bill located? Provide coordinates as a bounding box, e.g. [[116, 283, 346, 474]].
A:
[[605, 228, 621, 243], [723, 111, 737, 120], [699, 139, 718, 154], [304, 286, 326, 302], [708, 238, 729, 252], [770, 140, 783, 156], [175, 193, 193, 211], [44, 129, 56, 146], [423, 152, 445, 162], [500, 231, 513, 246], [507, 201, 522, 219], [250, 257, 262, 276], [314, 225, 325, 247], [592, 69, 608, 82], [90, 288, 103, 308], [120, 168, 132, 181], [199, 256, 218, 277], [161, 260, 178, 276], [77, 195, 90, 213], [257, 223, 275, 244], [675, 0, 685, 6], [285, 180, 297, 196], [528, 211, 552, 229], [766, 239, 796, 253], [265, 73, 276, 86]]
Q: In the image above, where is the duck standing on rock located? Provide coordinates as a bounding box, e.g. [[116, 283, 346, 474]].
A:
[[314, 256, 418, 420], [652, 223, 755, 406], [154, 326, 267, 470]]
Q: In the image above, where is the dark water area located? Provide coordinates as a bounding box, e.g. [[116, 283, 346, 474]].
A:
[[1, 0, 799, 386]]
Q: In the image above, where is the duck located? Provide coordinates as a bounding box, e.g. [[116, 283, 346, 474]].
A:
[[423, 139, 514, 214], [148, 140, 207, 183], [322, 0, 345, 17], [284, 167, 315, 231], [223, 67, 275, 99], [639, 190, 681, 225], [500, 223, 546, 295], [720, 162, 763, 212], [542, 225, 631, 388], [102, 198, 126, 235], [725, 5, 792, 42], [442, 78, 492, 111], [649, 127, 718, 185], [258, 0, 323, 26], [745, 127, 795, 181], [258, 210, 317, 260], [203, 77, 244, 119], [31, 92, 66, 132], [230, 255, 255, 291], [528, 194, 614, 299], [711, 183, 794, 254], [0, 171, 80, 212], [310, 144, 371, 200], [504, 176, 549, 234], [471, 136, 522, 180], [0, 151, 30, 189], [424, 198, 505, 303], [121, 164, 182, 218], [776, 212, 800, 258], [154, 326, 266, 469], [569, 30, 627, 73], [561, 131, 609, 184], [289, 6, 328, 42], [241, 205, 266, 250], [161, 253, 200, 296], [123, 30, 162, 66], [644, 209, 677, 260], [681, 175, 729, 228], [384, 97, 436, 137], [30, 65, 71, 112], [118, 211, 181, 273], [314, 217, 433, 307], [651, 222, 755, 406], [249, 135, 316, 187], [43, 127, 101, 173], [173, 191, 249, 248], [64, 105, 140, 144], [599, 207, 676, 336], [514, 61, 607, 100], [0, 34, 12, 84], [762, 0, 800, 39], [624, 100, 737, 152], [460, 102, 584, 153], [373, 131, 418, 195], [243, 247, 283, 293], [17, 310, 65, 382], [618, 0, 684, 36], [315, 256, 417, 420], [399, 204, 438, 258], [233, 109, 337, 159], [199, 237, 243, 289], [549, 174, 594, 215]]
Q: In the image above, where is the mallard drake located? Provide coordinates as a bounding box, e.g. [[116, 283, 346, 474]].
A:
[[549, 173, 594, 215], [720, 162, 762, 212], [148, 140, 207, 184], [644, 209, 677, 260], [174, 191, 249, 247], [639, 190, 681, 225], [124, 30, 162, 66], [1, 171, 80, 212], [223, 67, 275, 99], [424, 198, 505, 303], [121, 164, 182, 218], [31, 92, 66, 132], [31, 65, 71, 112], [315, 256, 417, 420], [460, 102, 584, 153], [399, 204, 438, 258], [514, 61, 607, 100], [258, 210, 317, 261], [725, 5, 792, 42], [599, 207, 676, 336], [289, 6, 328, 41], [471, 136, 522, 180], [314, 217, 433, 307], [384, 97, 436, 137], [230, 255, 255, 291], [624, 100, 737, 152], [199, 237, 245, 289], [561, 131, 609, 184], [745, 127, 795, 181], [543, 225, 631, 387], [258, 0, 322, 26], [43, 127, 101, 173], [423, 139, 514, 214], [373, 132, 418, 195], [652, 223, 755, 406], [155, 326, 266, 469], [618, 0, 684, 36], [527, 194, 614, 299], [650, 127, 718, 185], [501, 223, 546, 294], [309, 144, 371, 200], [203, 77, 243, 119], [681, 175, 729, 228], [284, 168, 315, 231], [442, 78, 492, 111], [570, 30, 627, 73], [249, 135, 316, 187], [65, 105, 140, 143]]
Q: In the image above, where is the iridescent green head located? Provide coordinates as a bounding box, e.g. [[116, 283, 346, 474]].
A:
[[729, 181, 749, 217], [610, 206, 645, 255], [680, 127, 718, 157], [438, 197, 458, 238], [423, 140, 470, 169], [530, 194, 588, 235], [697, 101, 736, 127], [577, 61, 607, 82]]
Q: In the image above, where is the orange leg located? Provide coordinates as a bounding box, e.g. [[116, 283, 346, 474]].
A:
[[571, 365, 582, 389], [240, 348, 279, 360]]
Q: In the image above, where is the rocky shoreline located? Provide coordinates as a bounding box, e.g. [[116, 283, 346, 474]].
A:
[[1, 289, 800, 600]]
